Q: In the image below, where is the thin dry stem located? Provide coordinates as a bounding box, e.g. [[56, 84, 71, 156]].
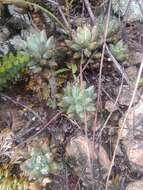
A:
[[83, 0, 96, 25], [0, 93, 44, 123], [16, 111, 62, 148], [93, 0, 112, 132]]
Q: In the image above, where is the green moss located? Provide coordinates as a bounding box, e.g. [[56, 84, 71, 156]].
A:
[[0, 52, 30, 91]]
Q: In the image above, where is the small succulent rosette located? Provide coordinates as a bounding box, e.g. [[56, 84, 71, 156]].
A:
[[109, 40, 128, 61], [66, 24, 97, 57], [23, 30, 56, 60], [60, 82, 96, 122], [21, 141, 59, 182]]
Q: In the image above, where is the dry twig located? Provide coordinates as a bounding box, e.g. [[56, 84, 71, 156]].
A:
[[83, 0, 96, 25], [0, 93, 44, 123]]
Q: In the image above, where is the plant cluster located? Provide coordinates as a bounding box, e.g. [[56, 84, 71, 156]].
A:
[[66, 24, 97, 57], [21, 141, 59, 182], [0, 19, 120, 124], [23, 30, 56, 61], [0, 2, 131, 188], [98, 15, 119, 37], [60, 82, 96, 121], [0, 52, 30, 91], [109, 40, 128, 61]]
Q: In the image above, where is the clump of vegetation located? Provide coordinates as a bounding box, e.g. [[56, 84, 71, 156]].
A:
[[21, 141, 59, 182], [60, 82, 96, 121], [22, 30, 59, 99], [98, 15, 119, 37], [0, 52, 30, 91], [66, 24, 97, 57], [0, 165, 29, 190], [110, 40, 128, 61], [112, 0, 143, 22], [23, 30, 56, 61]]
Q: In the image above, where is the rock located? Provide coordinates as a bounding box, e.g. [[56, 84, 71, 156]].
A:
[[66, 135, 111, 171], [119, 99, 143, 141], [0, 35, 24, 56], [0, 25, 36, 56], [66, 135, 110, 188], [105, 100, 118, 112], [128, 51, 143, 65], [0, 42, 9, 57], [112, 0, 143, 22], [123, 140, 143, 171], [8, 5, 31, 25], [110, 111, 121, 123], [0, 26, 11, 42], [122, 22, 143, 65], [114, 85, 139, 106], [126, 180, 143, 190], [9, 35, 24, 50], [119, 99, 143, 171], [125, 66, 138, 82]]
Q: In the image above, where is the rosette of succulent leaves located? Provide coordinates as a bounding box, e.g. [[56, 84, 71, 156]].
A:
[[109, 40, 128, 61], [97, 15, 119, 39], [61, 82, 96, 122], [22, 30, 57, 72], [66, 24, 97, 57], [21, 141, 59, 182], [22, 30, 58, 100]]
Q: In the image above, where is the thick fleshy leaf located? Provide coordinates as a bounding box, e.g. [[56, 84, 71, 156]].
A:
[[65, 40, 72, 47], [91, 25, 98, 41], [71, 64, 77, 74], [72, 85, 80, 98], [46, 36, 55, 49], [70, 43, 81, 51], [82, 25, 92, 43], [75, 104, 83, 113], [63, 96, 73, 104], [43, 51, 52, 59], [40, 30, 47, 43], [84, 48, 91, 57], [86, 105, 96, 112], [67, 105, 75, 114], [88, 42, 97, 50]]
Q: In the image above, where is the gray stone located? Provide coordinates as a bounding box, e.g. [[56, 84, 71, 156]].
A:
[[119, 99, 143, 171], [126, 180, 143, 190]]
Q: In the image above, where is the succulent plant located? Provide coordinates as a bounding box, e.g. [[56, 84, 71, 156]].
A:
[[0, 52, 30, 91], [23, 30, 56, 60], [0, 165, 29, 190], [98, 15, 119, 37], [61, 82, 96, 121], [112, 0, 143, 22], [66, 24, 97, 57], [109, 40, 128, 61], [21, 141, 59, 181]]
